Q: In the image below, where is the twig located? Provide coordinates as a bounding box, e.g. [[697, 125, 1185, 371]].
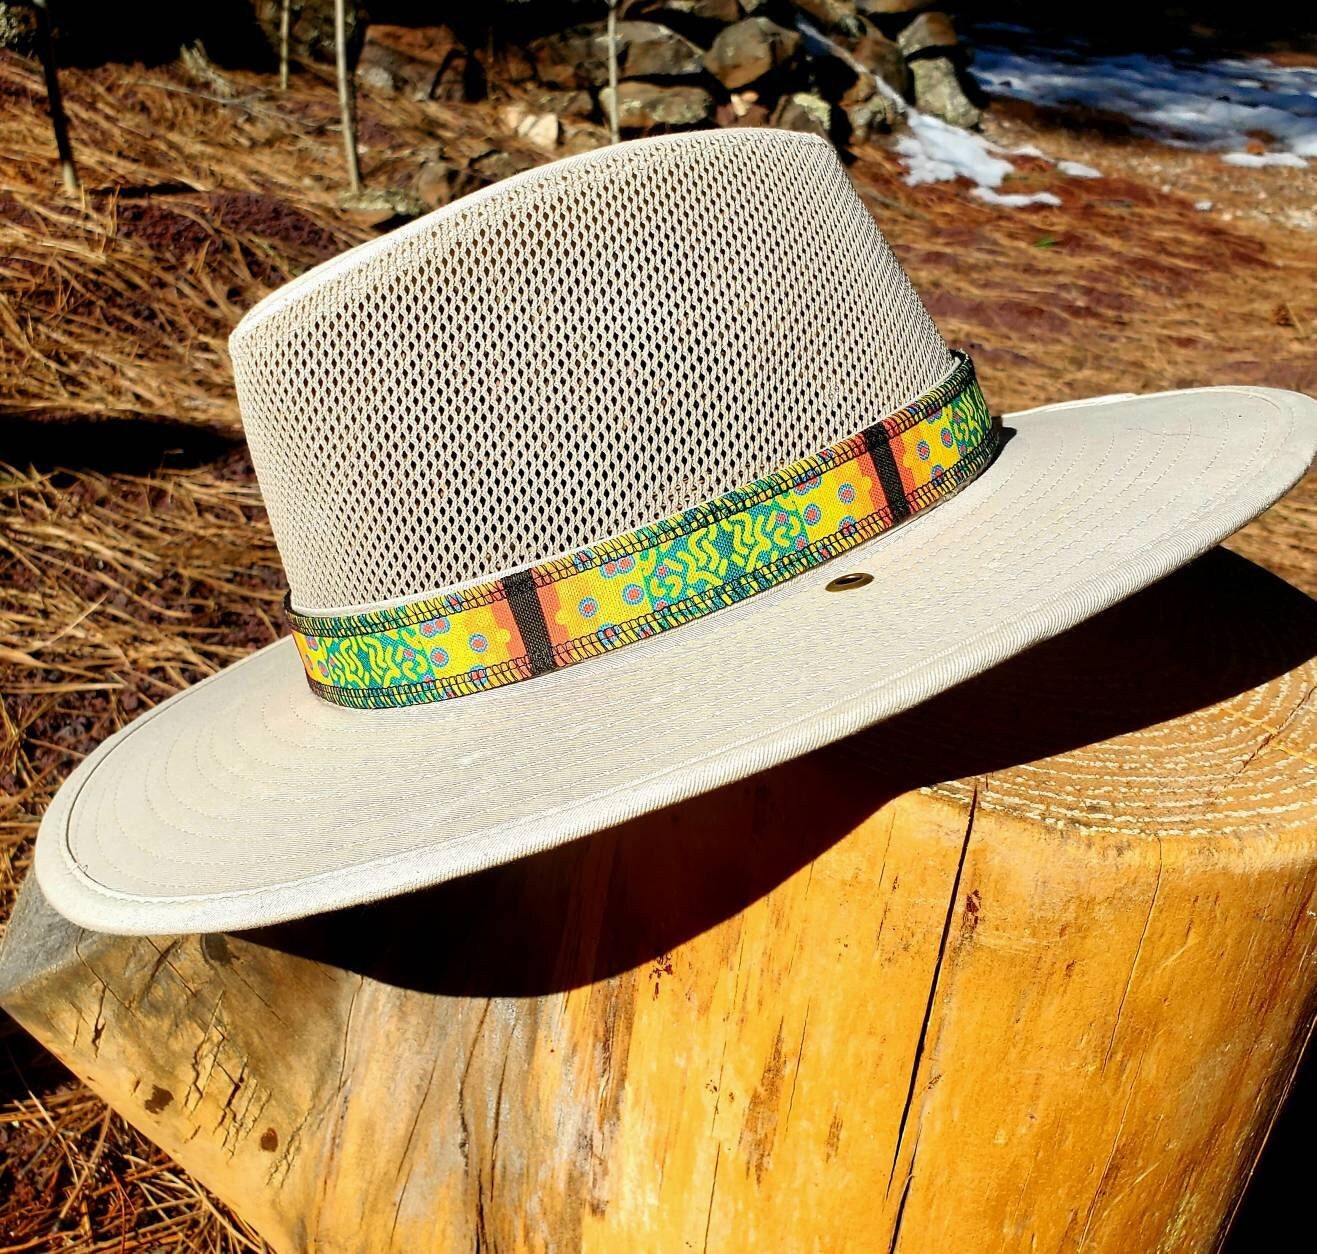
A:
[[279, 0, 292, 91], [56, 1106, 112, 1222], [31, 0, 79, 193], [138, 80, 267, 109], [0, 1233, 67, 1252], [606, 2, 620, 145], [334, 0, 362, 193]]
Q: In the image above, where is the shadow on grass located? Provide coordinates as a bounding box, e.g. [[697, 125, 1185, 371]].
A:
[[2, 416, 239, 476]]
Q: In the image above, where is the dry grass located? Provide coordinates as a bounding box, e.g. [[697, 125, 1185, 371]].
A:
[[1, 55, 363, 436], [1, 1008, 267, 1251], [0, 47, 575, 437], [0, 455, 284, 902], [0, 456, 283, 1251], [0, 39, 1314, 1250]]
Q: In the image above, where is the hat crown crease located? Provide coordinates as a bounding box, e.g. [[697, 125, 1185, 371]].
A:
[[228, 129, 954, 614]]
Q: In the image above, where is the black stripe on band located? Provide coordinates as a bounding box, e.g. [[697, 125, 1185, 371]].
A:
[[864, 425, 912, 524], [502, 569, 557, 677]]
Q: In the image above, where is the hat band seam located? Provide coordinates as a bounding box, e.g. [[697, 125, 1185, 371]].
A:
[[287, 353, 996, 709]]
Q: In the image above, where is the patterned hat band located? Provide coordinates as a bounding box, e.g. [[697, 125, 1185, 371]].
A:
[[287, 352, 998, 710]]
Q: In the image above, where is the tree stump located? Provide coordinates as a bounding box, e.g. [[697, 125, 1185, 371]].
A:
[[3, 547, 1316, 1253]]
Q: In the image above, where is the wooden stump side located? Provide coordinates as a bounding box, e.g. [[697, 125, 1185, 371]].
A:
[[3, 549, 1316, 1253]]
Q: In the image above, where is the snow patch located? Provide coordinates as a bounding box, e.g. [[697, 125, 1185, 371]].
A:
[[895, 113, 1014, 188], [969, 24, 1317, 162], [1221, 151, 1309, 169], [972, 188, 1063, 208], [893, 113, 1080, 206]]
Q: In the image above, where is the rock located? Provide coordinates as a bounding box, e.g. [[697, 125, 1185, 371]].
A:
[[562, 132, 610, 157], [909, 56, 981, 127], [416, 154, 517, 210], [715, 90, 773, 128], [470, 148, 541, 182], [478, 41, 537, 87], [772, 91, 833, 140], [856, 0, 934, 15], [500, 104, 562, 152], [502, 104, 544, 142], [357, 44, 432, 98], [704, 17, 802, 90], [790, 0, 863, 36], [530, 21, 705, 90], [730, 90, 761, 117], [357, 26, 480, 103], [841, 72, 875, 109], [897, 11, 958, 57], [337, 187, 425, 226], [0, 2, 37, 55], [415, 159, 464, 211], [358, 61, 399, 93], [600, 81, 715, 129], [617, 20, 708, 78], [527, 28, 586, 88], [845, 93, 901, 142], [843, 27, 908, 97], [635, 0, 741, 22], [520, 113, 561, 153], [530, 89, 595, 119]]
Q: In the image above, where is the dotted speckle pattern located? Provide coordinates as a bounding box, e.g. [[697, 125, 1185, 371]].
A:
[[229, 130, 953, 611]]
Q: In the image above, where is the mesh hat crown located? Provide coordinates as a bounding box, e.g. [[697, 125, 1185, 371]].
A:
[[229, 130, 954, 613]]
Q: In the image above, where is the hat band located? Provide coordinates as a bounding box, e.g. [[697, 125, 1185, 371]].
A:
[[287, 352, 997, 710]]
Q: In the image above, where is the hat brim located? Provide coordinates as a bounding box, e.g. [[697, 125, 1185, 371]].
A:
[[36, 385, 1317, 935]]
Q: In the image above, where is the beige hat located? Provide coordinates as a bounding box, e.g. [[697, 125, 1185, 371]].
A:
[[35, 129, 1317, 935]]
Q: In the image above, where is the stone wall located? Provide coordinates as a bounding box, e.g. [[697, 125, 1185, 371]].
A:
[[355, 1, 982, 142]]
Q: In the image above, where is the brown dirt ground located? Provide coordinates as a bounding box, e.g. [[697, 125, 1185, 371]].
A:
[[0, 44, 1314, 1250]]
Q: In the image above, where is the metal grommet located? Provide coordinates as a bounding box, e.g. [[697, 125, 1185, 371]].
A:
[[825, 572, 874, 592]]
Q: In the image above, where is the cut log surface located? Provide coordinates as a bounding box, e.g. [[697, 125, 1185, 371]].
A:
[[3, 548, 1317, 1252]]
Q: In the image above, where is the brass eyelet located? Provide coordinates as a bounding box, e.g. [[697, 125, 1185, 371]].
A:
[[825, 572, 874, 592]]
